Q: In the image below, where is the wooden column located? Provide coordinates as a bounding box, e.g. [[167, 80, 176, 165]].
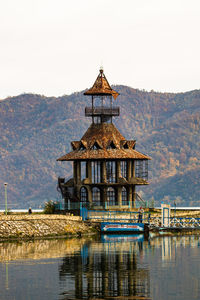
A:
[[132, 185, 136, 208], [87, 161, 92, 182], [102, 187, 107, 209], [77, 161, 81, 184], [73, 161, 77, 184], [127, 160, 132, 181], [92, 96, 94, 123], [102, 161, 107, 183], [132, 160, 135, 178], [128, 186, 133, 209], [87, 161, 92, 205], [117, 186, 122, 207], [116, 160, 121, 207], [88, 187, 92, 205], [116, 160, 121, 182]]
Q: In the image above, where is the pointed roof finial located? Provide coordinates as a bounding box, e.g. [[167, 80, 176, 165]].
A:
[[84, 68, 119, 99]]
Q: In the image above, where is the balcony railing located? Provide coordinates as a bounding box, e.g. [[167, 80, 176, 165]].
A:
[[135, 160, 148, 180], [85, 106, 120, 117]]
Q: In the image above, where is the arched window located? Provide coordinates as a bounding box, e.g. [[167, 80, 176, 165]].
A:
[[92, 187, 101, 206], [80, 187, 88, 204], [107, 187, 116, 206], [122, 186, 128, 205]]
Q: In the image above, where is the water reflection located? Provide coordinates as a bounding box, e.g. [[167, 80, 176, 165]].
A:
[[0, 235, 200, 300], [59, 234, 150, 299], [0, 237, 93, 262]]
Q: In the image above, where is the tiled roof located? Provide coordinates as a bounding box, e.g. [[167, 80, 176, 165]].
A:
[[57, 148, 150, 161], [57, 123, 150, 161], [84, 68, 119, 99]]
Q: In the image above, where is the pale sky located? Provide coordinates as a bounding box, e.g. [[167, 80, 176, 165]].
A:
[[0, 0, 200, 99]]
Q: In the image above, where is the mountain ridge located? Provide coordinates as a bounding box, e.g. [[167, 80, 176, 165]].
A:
[[0, 86, 199, 208]]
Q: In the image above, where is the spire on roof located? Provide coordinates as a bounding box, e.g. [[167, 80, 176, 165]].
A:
[[84, 68, 119, 99]]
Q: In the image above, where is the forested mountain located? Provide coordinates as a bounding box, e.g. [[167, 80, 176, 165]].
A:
[[0, 86, 199, 208]]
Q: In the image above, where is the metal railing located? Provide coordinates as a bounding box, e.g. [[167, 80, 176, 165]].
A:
[[149, 216, 200, 228], [85, 106, 120, 116], [87, 210, 150, 223], [170, 217, 200, 228]]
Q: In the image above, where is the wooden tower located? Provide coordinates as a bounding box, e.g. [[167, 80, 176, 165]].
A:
[[57, 68, 150, 210]]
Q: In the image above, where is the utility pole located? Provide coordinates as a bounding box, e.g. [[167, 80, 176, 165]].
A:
[[4, 183, 8, 215]]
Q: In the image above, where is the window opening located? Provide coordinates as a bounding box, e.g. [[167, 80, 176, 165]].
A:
[[131, 161, 135, 178], [106, 161, 116, 183], [91, 142, 101, 150], [123, 143, 129, 149], [79, 142, 86, 150], [92, 161, 101, 183], [94, 96, 102, 107], [107, 141, 116, 149], [80, 187, 88, 204], [135, 160, 148, 180], [94, 116, 101, 124], [120, 161, 127, 179], [122, 187, 128, 205], [107, 187, 116, 206], [81, 161, 86, 181], [92, 187, 101, 206]]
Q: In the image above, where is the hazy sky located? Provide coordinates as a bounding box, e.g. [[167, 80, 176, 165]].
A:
[[0, 0, 200, 99]]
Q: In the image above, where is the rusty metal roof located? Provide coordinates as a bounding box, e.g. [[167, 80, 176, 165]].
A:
[[84, 68, 119, 99], [57, 123, 150, 161]]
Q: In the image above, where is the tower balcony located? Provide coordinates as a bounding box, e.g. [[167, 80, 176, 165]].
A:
[[85, 106, 120, 117]]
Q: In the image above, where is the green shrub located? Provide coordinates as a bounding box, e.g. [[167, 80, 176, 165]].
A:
[[43, 200, 56, 214]]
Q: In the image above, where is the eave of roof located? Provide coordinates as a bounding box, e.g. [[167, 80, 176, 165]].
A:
[[57, 148, 151, 161]]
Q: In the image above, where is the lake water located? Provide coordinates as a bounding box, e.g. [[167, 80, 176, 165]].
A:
[[0, 234, 199, 300]]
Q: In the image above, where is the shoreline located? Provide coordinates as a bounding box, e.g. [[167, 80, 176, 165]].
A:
[[0, 214, 99, 241], [0, 212, 199, 242]]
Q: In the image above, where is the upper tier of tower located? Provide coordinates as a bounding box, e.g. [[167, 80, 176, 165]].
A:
[[84, 68, 120, 123]]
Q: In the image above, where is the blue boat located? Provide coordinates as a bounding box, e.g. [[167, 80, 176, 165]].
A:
[[101, 222, 145, 233], [101, 234, 144, 243]]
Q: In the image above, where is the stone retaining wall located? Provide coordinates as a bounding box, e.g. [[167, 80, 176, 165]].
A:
[[0, 214, 97, 240]]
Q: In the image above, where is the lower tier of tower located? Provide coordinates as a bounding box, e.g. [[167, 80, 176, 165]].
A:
[[58, 178, 148, 210]]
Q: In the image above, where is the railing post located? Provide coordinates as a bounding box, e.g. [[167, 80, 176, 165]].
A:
[[80, 202, 82, 218], [4, 183, 8, 215], [161, 203, 171, 227]]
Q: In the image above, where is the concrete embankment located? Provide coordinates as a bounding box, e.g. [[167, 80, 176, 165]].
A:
[[0, 214, 98, 240]]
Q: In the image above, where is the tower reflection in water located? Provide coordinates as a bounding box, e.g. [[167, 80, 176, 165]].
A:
[[59, 234, 150, 299]]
